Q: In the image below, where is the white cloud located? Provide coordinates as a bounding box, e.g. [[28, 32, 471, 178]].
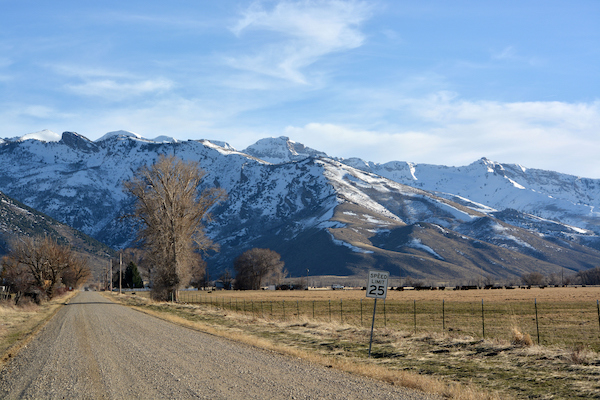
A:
[[229, 0, 371, 84], [283, 97, 600, 178]]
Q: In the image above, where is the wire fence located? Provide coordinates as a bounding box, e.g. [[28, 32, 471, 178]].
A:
[[178, 292, 600, 350]]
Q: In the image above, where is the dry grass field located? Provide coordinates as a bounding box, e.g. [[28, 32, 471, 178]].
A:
[[111, 287, 600, 400], [176, 286, 600, 351]]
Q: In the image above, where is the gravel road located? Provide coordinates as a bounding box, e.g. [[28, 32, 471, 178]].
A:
[[0, 291, 438, 399]]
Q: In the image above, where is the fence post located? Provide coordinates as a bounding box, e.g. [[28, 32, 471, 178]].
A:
[[361, 298, 363, 326], [261, 300, 264, 318], [297, 300, 300, 319], [535, 298, 540, 345], [329, 299, 331, 322], [596, 299, 599, 334], [481, 299, 485, 339], [413, 300, 417, 334], [283, 300, 285, 320], [442, 299, 445, 331], [383, 299, 387, 327], [340, 300, 343, 324], [313, 300, 315, 319]]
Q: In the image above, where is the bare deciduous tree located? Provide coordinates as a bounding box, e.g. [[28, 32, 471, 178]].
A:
[[61, 254, 92, 289], [123, 155, 226, 301], [234, 248, 285, 290], [1, 255, 36, 304], [578, 267, 600, 285], [521, 272, 547, 286], [2, 236, 83, 301], [188, 255, 207, 290]]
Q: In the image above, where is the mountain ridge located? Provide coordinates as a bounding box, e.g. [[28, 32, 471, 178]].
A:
[[1, 131, 599, 282]]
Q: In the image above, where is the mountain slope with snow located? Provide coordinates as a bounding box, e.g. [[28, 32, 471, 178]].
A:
[[0, 190, 113, 280], [1, 131, 599, 282]]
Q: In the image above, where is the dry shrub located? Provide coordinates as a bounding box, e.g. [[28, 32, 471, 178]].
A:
[[568, 345, 592, 365], [511, 328, 533, 347]]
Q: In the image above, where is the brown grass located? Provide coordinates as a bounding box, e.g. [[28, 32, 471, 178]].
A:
[[109, 288, 600, 399], [0, 291, 78, 367], [175, 286, 600, 351], [178, 285, 600, 302], [511, 328, 533, 347], [107, 292, 508, 399]]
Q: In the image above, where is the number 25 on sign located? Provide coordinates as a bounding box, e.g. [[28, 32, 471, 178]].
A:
[[366, 270, 389, 358], [366, 270, 389, 299]]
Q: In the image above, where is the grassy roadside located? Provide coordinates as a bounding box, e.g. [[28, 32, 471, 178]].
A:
[[105, 291, 600, 400], [0, 291, 78, 367], [101, 293, 502, 399]]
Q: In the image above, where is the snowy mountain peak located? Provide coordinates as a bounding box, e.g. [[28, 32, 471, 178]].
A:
[[151, 135, 178, 143], [95, 130, 144, 142], [244, 136, 327, 164], [18, 129, 61, 142]]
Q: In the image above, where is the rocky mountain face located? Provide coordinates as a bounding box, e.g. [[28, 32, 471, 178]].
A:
[[1, 131, 599, 283]]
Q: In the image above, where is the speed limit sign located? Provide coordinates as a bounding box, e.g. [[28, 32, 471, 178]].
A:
[[366, 270, 389, 299], [366, 270, 389, 358]]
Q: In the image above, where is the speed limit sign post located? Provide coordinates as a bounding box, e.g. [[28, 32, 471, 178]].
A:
[[366, 270, 389, 358]]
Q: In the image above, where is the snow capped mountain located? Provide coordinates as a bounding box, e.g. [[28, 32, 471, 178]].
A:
[[340, 157, 600, 236], [244, 136, 327, 164], [95, 130, 144, 142], [15, 129, 62, 142], [1, 131, 599, 282]]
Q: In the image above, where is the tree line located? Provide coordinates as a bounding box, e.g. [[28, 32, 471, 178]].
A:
[[0, 236, 91, 304]]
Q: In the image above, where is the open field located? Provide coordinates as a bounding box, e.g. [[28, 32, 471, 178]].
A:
[[174, 286, 600, 351], [109, 288, 600, 400]]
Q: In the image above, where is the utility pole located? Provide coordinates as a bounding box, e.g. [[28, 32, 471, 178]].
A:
[[306, 269, 309, 290], [109, 259, 113, 292], [119, 252, 122, 295]]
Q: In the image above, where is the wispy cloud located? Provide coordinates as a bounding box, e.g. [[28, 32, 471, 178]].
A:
[[229, 0, 372, 84], [50, 64, 134, 79], [49, 63, 174, 100], [490, 45, 543, 67], [66, 78, 173, 100]]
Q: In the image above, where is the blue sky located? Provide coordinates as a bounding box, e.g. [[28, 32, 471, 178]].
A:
[[1, 0, 599, 177]]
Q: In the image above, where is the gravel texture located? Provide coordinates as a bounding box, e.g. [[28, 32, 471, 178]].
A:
[[0, 291, 438, 399]]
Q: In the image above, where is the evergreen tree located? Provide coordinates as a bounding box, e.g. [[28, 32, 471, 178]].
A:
[[125, 261, 144, 288]]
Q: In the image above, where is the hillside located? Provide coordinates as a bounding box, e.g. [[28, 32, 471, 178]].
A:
[[0, 131, 599, 282], [0, 190, 114, 281]]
